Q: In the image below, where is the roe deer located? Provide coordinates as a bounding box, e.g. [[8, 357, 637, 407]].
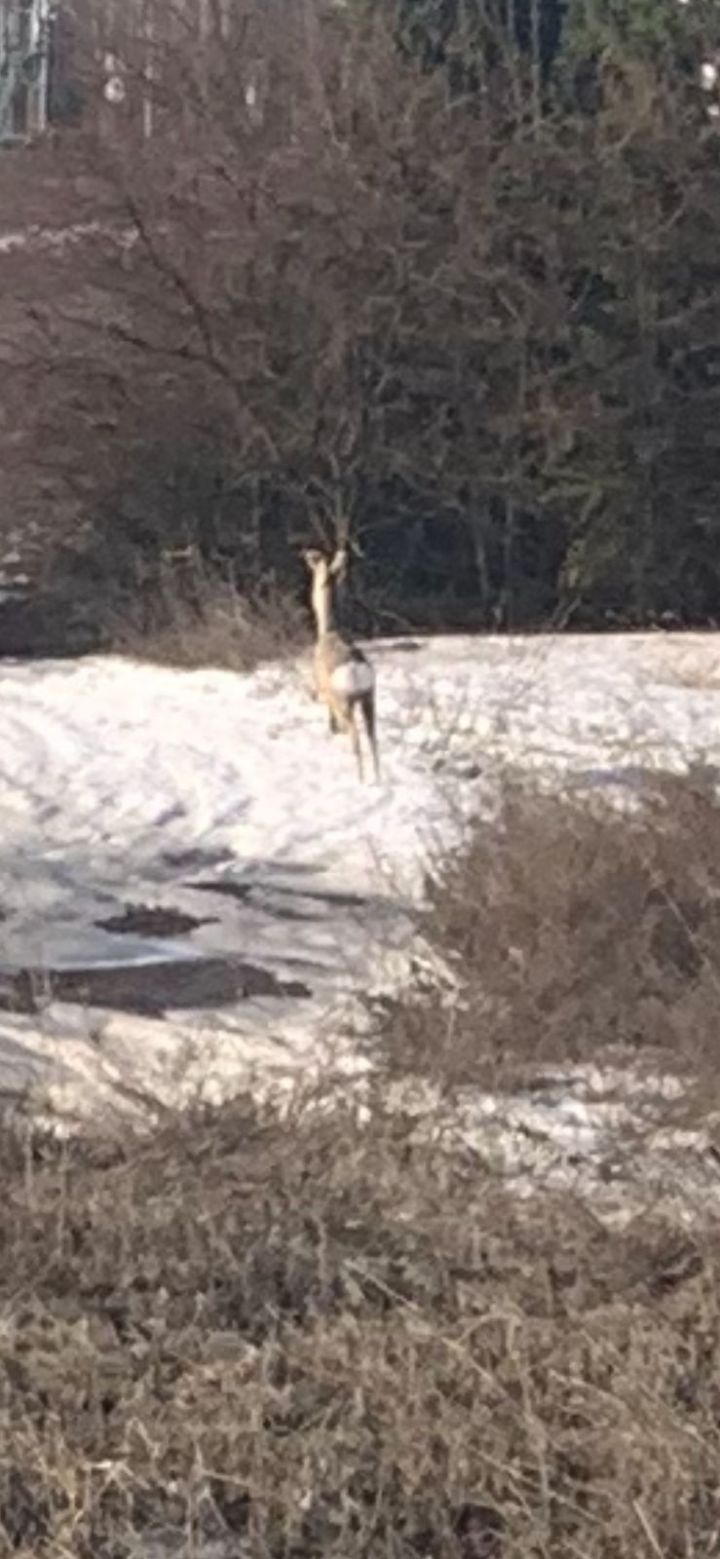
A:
[[303, 547, 380, 782]]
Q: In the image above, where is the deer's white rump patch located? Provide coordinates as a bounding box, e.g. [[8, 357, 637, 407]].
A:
[[330, 659, 375, 698]]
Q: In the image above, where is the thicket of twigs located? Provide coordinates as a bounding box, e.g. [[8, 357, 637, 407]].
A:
[[372, 766, 720, 1088], [2, 0, 720, 650]]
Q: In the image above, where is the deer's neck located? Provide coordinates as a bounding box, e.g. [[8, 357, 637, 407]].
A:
[[312, 579, 335, 638]]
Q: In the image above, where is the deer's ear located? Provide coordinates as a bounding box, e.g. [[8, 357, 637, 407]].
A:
[[329, 548, 348, 577]]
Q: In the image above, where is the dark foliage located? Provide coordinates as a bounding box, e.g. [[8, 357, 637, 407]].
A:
[[3, 0, 720, 646]]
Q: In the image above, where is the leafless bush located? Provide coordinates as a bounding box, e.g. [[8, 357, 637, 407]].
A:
[[2, 1, 720, 632], [372, 766, 720, 1091], [110, 548, 308, 670], [1, 1092, 720, 1558]]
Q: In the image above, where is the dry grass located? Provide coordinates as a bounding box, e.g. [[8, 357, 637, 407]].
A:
[[109, 554, 308, 672], [2, 1093, 720, 1559], [371, 766, 720, 1100], [4, 112, 720, 1559], [5, 771, 720, 1555]]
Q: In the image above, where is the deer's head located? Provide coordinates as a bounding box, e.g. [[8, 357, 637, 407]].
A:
[[302, 548, 348, 589]]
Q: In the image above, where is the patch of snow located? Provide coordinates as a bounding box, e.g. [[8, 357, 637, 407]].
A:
[[1, 632, 720, 1216]]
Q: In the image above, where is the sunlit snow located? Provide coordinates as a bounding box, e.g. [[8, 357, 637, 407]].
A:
[[1, 630, 720, 1219]]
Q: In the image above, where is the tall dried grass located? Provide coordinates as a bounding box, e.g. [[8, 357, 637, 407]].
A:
[[1, 1096, 719, 1558], [4, 771, 720, 1556], [373, 767, 720, 1093]]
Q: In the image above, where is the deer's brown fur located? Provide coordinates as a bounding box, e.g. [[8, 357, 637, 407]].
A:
[[303, 548, 380, 782]]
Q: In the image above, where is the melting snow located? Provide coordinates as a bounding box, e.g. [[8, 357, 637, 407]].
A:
[[1, 630, 720, 1218]]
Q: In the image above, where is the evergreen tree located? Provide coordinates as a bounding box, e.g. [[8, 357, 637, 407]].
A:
[[561, 0, 720, 81]]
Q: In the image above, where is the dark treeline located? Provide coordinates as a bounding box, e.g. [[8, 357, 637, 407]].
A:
[[13, 0, 720, 632]]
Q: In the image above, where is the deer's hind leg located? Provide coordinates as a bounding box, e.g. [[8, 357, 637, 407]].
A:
[[349, 707, 364, 781], [322, 692, 365, 781], [359, 691, 380, 781], [330, 696, 363, 780]]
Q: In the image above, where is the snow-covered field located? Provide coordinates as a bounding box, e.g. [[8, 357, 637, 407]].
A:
[[1, 630, 720, 1217]]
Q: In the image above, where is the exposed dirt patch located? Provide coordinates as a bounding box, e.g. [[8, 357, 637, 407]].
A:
[[192, 878, 371, 912], [192, 878, 252, 904], [0, 957, 310, 1018], [162, 845, 234, 872], [96, 903, 217, 937]]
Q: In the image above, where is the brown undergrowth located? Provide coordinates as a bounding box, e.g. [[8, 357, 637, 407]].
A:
[[1, 1096, 720, 1558], [109, 554, 308, 672], [372, 766, 720, 1098], [4, 771, 720, 1555]]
